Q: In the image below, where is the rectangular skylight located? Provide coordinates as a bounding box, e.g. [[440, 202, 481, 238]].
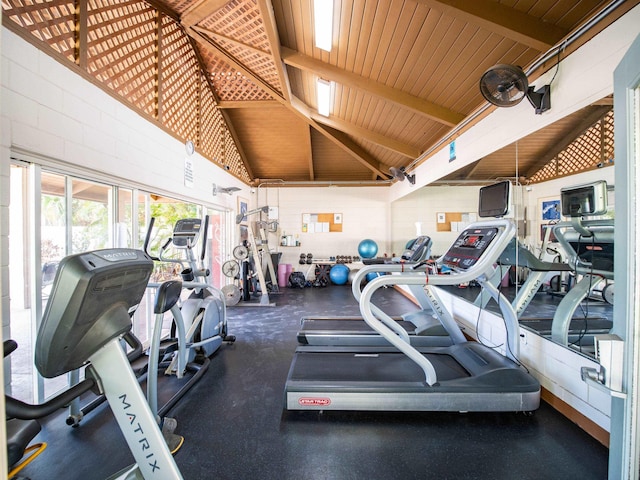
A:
[[314, 0, 334, 52], [316, 78, 332, 117]]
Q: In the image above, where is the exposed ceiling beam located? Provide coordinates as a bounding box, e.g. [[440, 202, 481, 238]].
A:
[[414, 0, 573, 51], [281, 47, 464, 127], [256, 0, 293, 103], [305, 126, 315, 181], [191, 25, 271, 57], [217, 100, 282, 109], [311, 113, 421, 159], [524, 106, 612, 178], [180, 0, 228, 28], [321, 125, 390, 181], [186, 27, 285, 104], [290, 96, 390, 180]]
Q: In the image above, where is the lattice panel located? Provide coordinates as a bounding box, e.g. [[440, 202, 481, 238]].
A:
[[200, 81, 225, 163], [198, 0, 283, 96], [3, 0, 253, 183], [159, 16, 200, 142], [2, 0, 76, 61], [529, 110, 614, 183], [86, 0, 158, 116], [199, 77, 251, 182], [196, 41, 273, 101]]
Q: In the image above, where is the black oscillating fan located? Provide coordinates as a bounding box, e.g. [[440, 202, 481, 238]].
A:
[[480, 64, 551, 114], [479, 64, 529, 107]]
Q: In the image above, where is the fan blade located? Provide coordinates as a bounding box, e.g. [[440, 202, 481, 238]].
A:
[[480, 64, 528, 107]]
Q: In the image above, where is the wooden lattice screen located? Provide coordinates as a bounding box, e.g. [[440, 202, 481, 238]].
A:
[[528, 109, 615, 183], [2, 0, 254, 183]]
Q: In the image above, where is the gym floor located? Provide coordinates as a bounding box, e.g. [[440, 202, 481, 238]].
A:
[[21, 284, 609, 480]]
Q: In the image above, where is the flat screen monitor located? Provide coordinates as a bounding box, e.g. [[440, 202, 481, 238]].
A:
[[560, 181, 608, 217], [478, 181, 511, 218]]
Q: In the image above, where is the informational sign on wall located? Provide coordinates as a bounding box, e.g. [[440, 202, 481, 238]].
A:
[[184, 156, 194, 188]]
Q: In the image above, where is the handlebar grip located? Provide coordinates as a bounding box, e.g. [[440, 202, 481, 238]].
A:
[[143, 217, 159, 260], [201, 215, 209, 261]]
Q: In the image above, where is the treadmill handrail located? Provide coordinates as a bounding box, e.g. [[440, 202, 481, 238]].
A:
[[358, 219, 517, 385], [552, 220, 614, 278]]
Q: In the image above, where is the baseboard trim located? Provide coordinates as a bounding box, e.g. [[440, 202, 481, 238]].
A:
[[541, 387, 610, 447]]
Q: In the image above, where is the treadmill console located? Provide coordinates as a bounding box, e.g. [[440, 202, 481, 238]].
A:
[[401, 236, 432, 262], [173, 218, 202, 248], [441, 227, 499, 270]]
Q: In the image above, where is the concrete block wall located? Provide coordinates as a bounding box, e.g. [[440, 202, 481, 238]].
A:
[[391, 185, 483, 256], [0, 28, 246, 206], [264, 186, 391, 271]]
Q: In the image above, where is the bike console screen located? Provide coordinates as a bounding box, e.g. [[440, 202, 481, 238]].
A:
[[173, 218, 202, 248], [442, 227, 499, 270]]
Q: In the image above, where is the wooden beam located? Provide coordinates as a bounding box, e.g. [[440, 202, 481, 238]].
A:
[[191, 25, 271, 57], [281, 47, 464, 127], [180, 0, 228, 28], [217, 100, 282, 109], [256, 0, 293, 103], [304, 125, 315, 181], [187, 26, 285, 101], [290, 96, 389, 180], [311, 113, 420, 159], [414, 0, 572, 51], [220, 109, 255, 180], [186, 27, 388, 180]]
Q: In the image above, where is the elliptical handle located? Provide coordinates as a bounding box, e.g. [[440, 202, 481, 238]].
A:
[[143, 217, 160, 261], [200, 215, 209, 262]]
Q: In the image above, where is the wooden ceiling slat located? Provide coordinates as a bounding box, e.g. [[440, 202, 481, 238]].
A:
[[414, 0, 568, 50]]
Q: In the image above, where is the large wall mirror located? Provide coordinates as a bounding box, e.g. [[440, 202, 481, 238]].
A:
[[390, 96, 615, 360]]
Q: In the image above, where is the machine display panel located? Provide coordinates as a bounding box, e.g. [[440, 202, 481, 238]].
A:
[[442, 227, 499, 270]]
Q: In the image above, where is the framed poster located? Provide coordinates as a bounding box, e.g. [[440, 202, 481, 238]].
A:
[[237, 197, 248, 225], [542, 199, 561, 220]]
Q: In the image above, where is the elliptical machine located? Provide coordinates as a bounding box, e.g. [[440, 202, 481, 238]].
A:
[[6, 249, 184, 479], [143, 216, 235, 424]]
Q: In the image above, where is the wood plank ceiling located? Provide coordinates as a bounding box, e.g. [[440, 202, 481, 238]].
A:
[[2, 0, 635, 186]]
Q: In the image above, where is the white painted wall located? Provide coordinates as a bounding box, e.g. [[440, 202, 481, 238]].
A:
[[261, 186, 390, 270], [0, 28, 248, 208], [391, 185, 482, 256]]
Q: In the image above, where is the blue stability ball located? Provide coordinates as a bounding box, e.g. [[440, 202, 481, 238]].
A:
[[366, 271, 384, 283], [358, 239, 378, 259], [329, 264, 350, 285]]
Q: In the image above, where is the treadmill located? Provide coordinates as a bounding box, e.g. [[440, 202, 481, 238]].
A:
[[297, 236, 454, 347], [549, 181, 614, 346], [285, 182, 540, 412]]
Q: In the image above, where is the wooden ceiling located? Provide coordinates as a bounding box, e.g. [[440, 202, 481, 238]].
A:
[[2, 0, 635, 186]]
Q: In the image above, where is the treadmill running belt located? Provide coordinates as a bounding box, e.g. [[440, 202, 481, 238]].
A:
[[289, 351, 469, 384]]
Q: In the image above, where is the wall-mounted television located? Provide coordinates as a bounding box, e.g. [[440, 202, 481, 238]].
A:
[[560, 181, 608, 217], [478, 180, 511, 218]]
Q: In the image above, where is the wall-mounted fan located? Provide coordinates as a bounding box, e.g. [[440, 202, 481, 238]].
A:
[[389, 166, 416, 185], [479, 64, 551, 114]]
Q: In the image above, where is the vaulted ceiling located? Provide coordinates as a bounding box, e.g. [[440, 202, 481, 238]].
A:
[[2, 0, 635, 186]]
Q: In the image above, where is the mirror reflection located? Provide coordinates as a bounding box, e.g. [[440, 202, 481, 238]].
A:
[[391, 97, 614, 359]]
